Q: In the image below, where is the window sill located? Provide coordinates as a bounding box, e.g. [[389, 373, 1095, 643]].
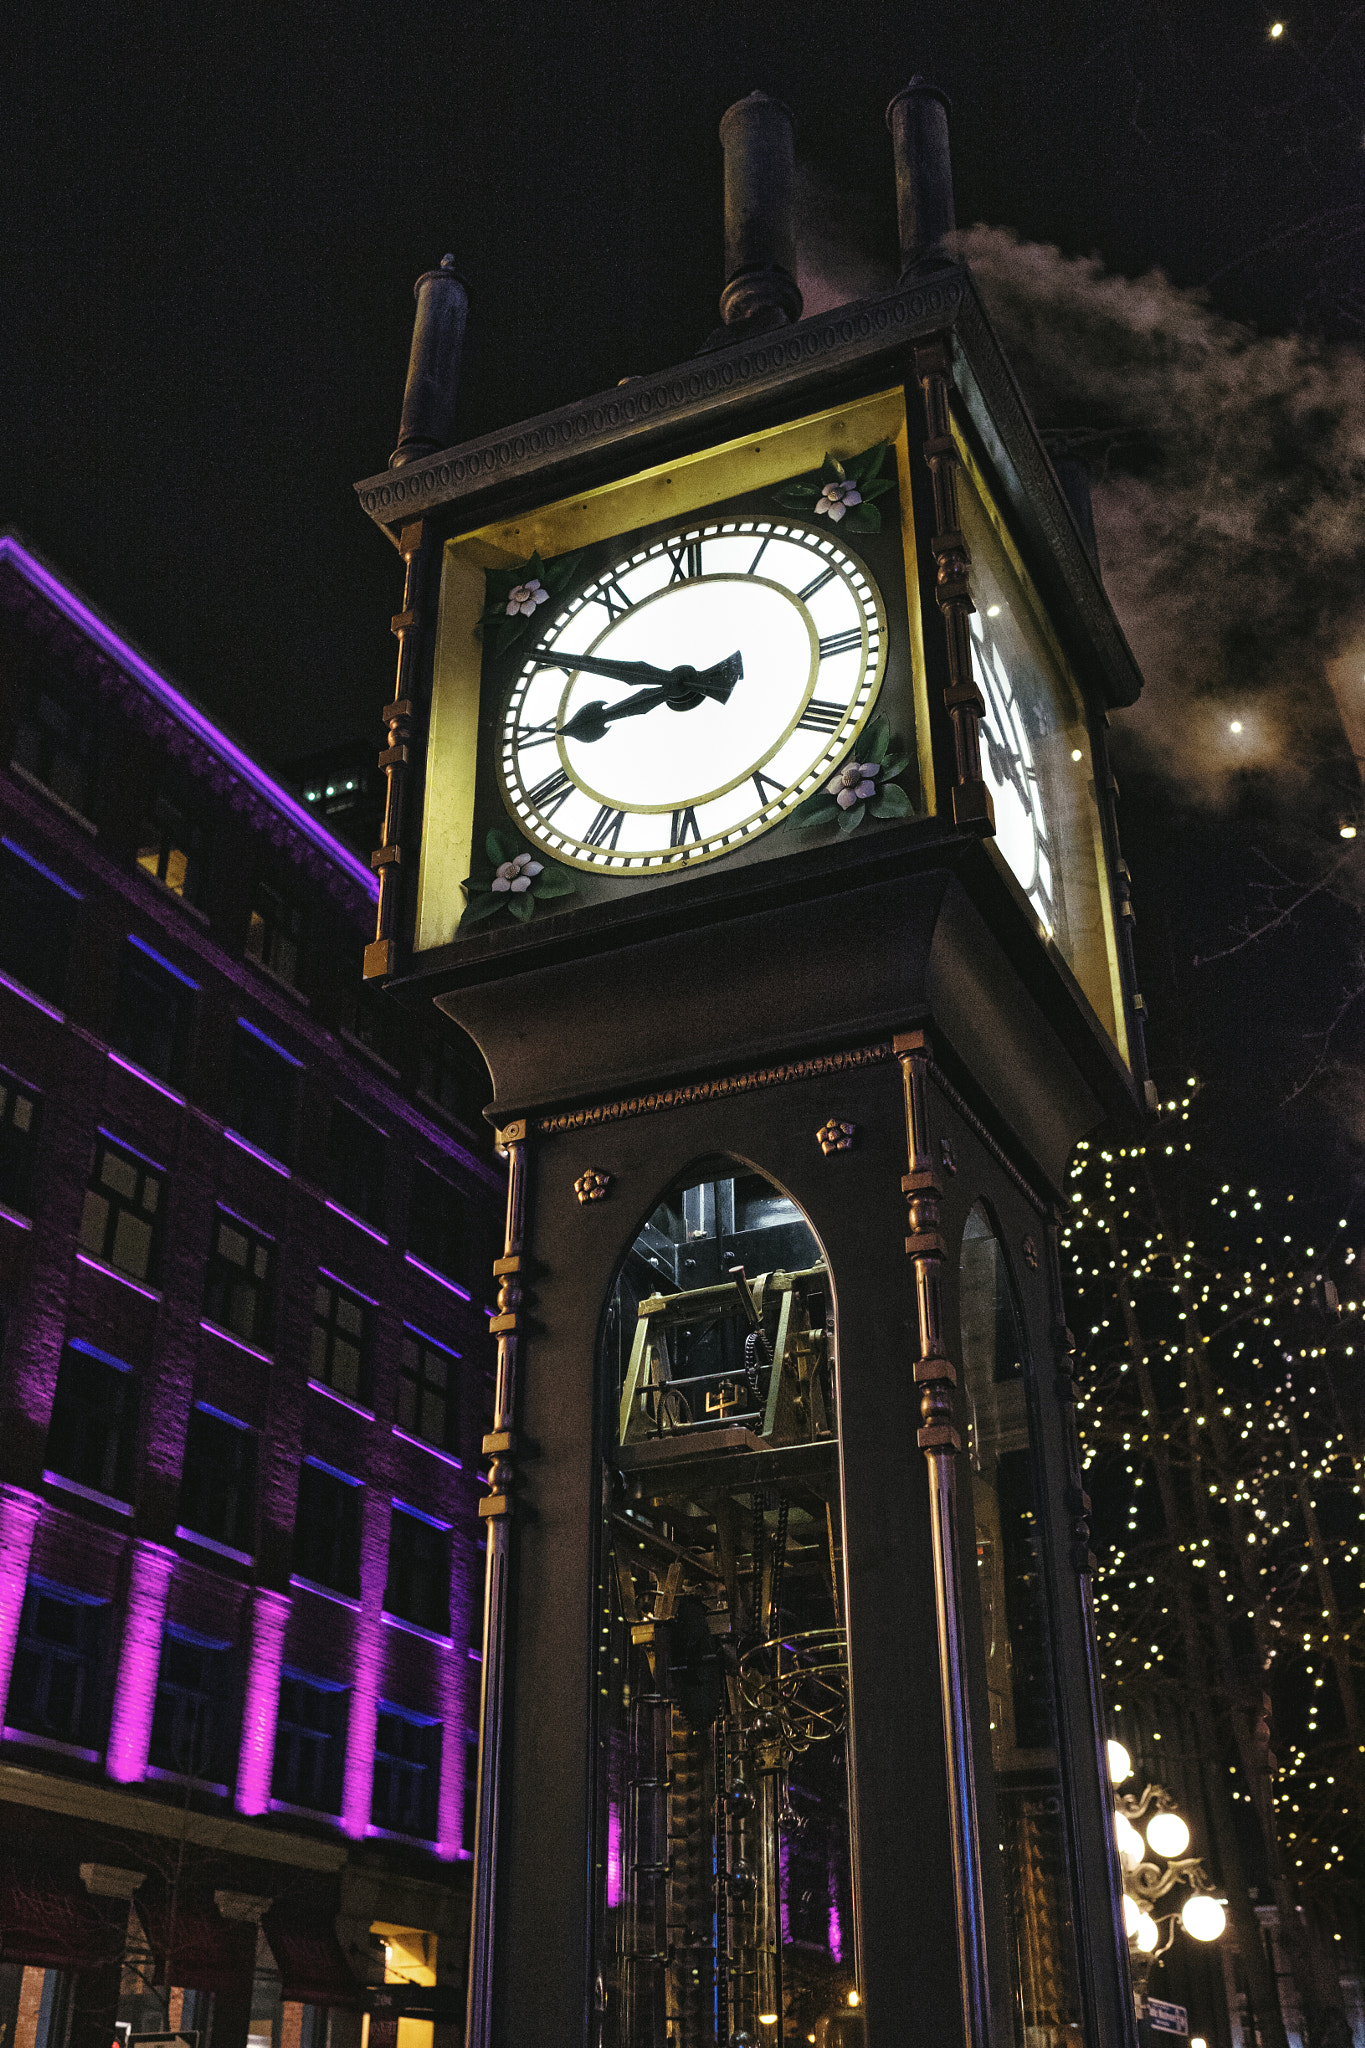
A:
[[223, 1130, 292, 1177], [176, 1524, 255, 1568], [381, 1611, 453, 1648], [324, 1199, 388, 1245], [244, 955, 310, 1007], [0, 965, 64, 1023], [307, 1378, 375, 1421], [339, 1028, 401, 1081], [415, 1090, 485, 1149], [364, 1822, 440, 1850], [289, 1573, 362, 1612], [391, 1427, 463, 1471], [107, 1050, 187, 1105], [3, 1725, 102, 1763], [199, 1320, 273, 1364], [134, 869, 211, 925], [75, 1251, 161, 1301], [269, 1797, 345, 1825], [0, 1198, 33, 1232], [43, 1468, 135, 1516], [144, 1765, 230, 1797], [403, 1252, 472, 1302], [8, 761, 98, 834]]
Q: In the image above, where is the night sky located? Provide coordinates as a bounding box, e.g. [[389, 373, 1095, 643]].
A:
[[6, 1, 1365, 1195]]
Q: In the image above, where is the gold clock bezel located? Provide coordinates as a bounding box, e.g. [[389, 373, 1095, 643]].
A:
[[496, 521, 887, 873]]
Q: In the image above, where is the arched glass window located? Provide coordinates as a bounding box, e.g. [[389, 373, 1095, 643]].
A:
[[960, 1205, 1084, 2048], [594, 1160, 857, 2048]]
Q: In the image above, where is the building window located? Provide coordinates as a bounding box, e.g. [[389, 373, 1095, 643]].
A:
[[0, 839, 79, 1006], [397, 1328, 458, 1452], [203, 1210, 274, 1349], [179, 1406, 255, 1554], [148, 1624, 234, 1784], [371, 1704, 441, 1839], [338, 982, 402, 1070], [137, 790, 207, 905], [417, 1023, 483, 1125], [7, 1579, 107, 1748], [245, 880, 303, 988], [78, 1135, 164, 1283], [271, 1670, 348, 1814], [45, 1342, 139, 1501], [310, 1276, 370, 1404], [407, 1165, 469, 1282], [0, 1070, 40, 1215], [292, 1460, 362, 1597], [11, 676, 96, 817], [110, 938, 196, 1086], [324, 1103, 386, 1228], [384, 1506, 449, 1635], [225, 1021, 301, 1166]]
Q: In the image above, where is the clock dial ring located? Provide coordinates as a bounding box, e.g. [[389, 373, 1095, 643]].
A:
[[498, 516, 888, 873]]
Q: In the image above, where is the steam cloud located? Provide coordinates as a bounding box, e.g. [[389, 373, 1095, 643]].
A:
[[795, 183, 1365, 806]]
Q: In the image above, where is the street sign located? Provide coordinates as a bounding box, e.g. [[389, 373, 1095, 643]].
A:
[[1146, 1999, 1190, 2036]]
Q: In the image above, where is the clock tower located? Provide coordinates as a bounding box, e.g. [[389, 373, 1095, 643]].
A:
[[356, 83, 1148, 2048]]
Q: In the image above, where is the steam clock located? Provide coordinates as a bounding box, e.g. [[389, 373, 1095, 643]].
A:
[[355, 83, 1150, 2048]]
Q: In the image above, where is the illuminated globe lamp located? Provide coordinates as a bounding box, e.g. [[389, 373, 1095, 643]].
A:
[[1110, 1742, 1226, 1997]]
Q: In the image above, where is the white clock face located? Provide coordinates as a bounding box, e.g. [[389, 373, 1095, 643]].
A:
[[498, 518, 887, 871]]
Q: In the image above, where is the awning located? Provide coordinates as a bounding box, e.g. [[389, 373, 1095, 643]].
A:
[[136, 1891, 256, 1996], [0, 1867, 124, 1971], [262, 1906, 359, 2010]]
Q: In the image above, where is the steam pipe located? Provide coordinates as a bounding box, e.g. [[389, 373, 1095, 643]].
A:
[[717, 92, 803, 330], [886, 78, 956, 277], [389, 254, 469, 469]]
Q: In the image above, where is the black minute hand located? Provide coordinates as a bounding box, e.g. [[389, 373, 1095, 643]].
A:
[[529, 647, 743, 700]]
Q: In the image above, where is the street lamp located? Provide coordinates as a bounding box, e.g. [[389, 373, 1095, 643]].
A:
[[1108, 1744, 1227, 1999]]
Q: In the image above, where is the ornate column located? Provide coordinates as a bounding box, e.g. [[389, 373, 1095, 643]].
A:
[[896, 1030, 991, 2048], [465, 1121, 528, 2048]]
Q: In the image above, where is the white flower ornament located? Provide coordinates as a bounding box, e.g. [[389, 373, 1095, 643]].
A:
[[506, 579, 549, 618], [815, 479, 862, 522], [827, 761, 880, 810], [490, 852, 544, 893]]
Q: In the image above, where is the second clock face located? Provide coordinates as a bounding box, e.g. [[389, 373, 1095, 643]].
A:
[[498, 517, 887, 871]]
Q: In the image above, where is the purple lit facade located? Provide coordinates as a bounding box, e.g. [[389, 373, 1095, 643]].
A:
[[0, 537, 501, 2048]]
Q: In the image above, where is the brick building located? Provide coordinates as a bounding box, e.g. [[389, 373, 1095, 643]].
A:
[[0, 536, 501, 2048]]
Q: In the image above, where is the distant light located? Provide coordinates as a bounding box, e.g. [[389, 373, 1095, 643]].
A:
[[1182, 1895, 1227, 1942], [986, 604, 1002, 617], [759, 2016, 779, 2027], [1107, 1738, 1133, 1784], [1193, 2036, 1209, 2047], [847, 1992, 861, 2008], [1071, 748, 1083, 761], [1269, 19, 1284, 35], [1341, 824, 1357, 839], [1230, 720, 1243, 734]]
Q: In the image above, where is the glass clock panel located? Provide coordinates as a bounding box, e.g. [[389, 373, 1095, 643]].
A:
[[594, 1164, 858, 2048], [953, 437, 1128, 1061], [500, 519, 885, 872], [959, 1205, 1086, 2048]]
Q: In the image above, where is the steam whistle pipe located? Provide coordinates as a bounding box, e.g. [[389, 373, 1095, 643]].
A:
[[886, 78, 956, 278], [717, 92, 803, 329], [389, 254, 469, 468]]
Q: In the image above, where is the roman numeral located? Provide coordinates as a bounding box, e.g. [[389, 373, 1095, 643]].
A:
[[670, 807, 702, 847], [527, 768, 574, 817], [667, 538, 704, 583], [796, 699, 846, 733], [818, 628, 863, 659], [584, 805, 626, 850], [751, 769, 785, 807], [799, 565, 837, 602], [592, 577, 633, 620]]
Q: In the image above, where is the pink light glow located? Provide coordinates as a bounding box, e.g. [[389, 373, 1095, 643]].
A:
[[607, 1803, 623, 1909], [0, 538, 377, 903], [342, 1641, 380, 1840], [235, 1587, 291, 1815], [106, 1540, 175, 1782], [0, 1488, 42, 1709], [324, 1200, 388, 1245], [403, 1252, 472, 1301], [106, 1051, 187, 1105]]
